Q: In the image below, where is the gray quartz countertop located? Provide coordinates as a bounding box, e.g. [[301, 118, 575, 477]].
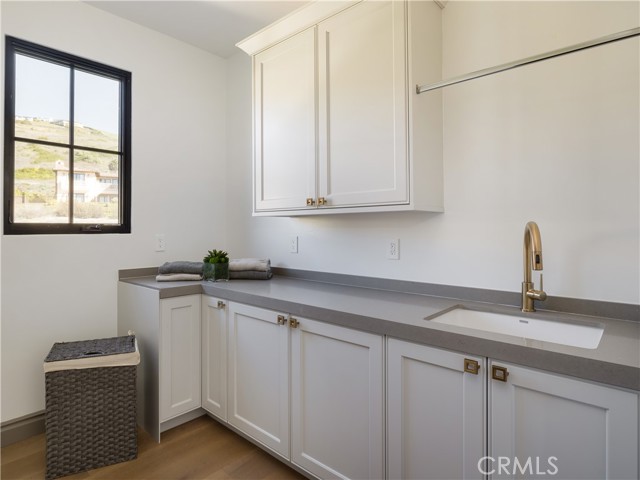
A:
[[120, 274, 640, 391]]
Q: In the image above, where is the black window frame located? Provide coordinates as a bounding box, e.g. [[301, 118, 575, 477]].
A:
[[4, 36, 131, 234]]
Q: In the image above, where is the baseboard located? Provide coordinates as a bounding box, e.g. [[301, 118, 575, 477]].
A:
[[160, 408, 206, 435], [1, 411, 45, 447]]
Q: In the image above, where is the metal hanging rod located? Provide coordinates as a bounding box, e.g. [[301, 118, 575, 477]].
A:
[[416, 27, 640, 94]]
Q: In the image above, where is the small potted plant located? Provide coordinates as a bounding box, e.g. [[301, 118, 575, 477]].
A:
[[202, 249, 229, 282]]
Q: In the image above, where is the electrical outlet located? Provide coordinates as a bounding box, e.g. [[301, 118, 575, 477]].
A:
[[155, 234, 166, 252], [290, 235, 299, 254], [387, 239, 399, 260]]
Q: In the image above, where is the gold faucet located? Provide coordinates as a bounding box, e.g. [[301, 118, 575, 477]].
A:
[[522, 221, 547, 312]]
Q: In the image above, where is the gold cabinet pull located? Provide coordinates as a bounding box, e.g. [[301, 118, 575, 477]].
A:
[[217, 300, 226, 309], [277, 315, 287, 326], [306, 198, 315, 206], [492, 365, 509, 382], [317, 197, 327, 206], [464, 358, 480, 375], [289, 317, 300, 328]]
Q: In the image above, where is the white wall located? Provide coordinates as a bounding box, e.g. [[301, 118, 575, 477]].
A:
[[1, 1, 227, 422], [225, 1, 639, 305], [2, 0, 637, 426]]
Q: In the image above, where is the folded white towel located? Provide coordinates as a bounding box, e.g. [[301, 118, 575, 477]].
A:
[[156, 273, 203, 282], [229, 258, 271, 272]]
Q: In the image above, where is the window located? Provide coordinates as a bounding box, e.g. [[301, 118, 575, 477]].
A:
[[4, 36, 131, 234]]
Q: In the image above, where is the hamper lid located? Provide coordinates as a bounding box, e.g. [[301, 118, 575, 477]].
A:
[[44, 335, 139, 373]]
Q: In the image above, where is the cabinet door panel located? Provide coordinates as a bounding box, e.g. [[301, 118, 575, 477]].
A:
[[291, 318, 384, 479], [254, 27, 316, 212], [201, 296, 227, 421], [159, 295, 201, 422], [489, 361, 638, 480], [227, 303, 290, 458], [318, 0, 408, 207], [387, 339, 485, 480]]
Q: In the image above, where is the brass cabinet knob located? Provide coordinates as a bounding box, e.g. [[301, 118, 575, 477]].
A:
[[306, 198, 315, 206], [464, 358, 480, 375], [492, 365, 509, 382], [217, 300, 226, 309], [289, 317, 300, 328], [277, 314, 287, 326], [317, 197, 327, 206]]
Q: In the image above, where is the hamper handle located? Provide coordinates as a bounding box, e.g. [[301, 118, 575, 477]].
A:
[[82, 351, 105, 356]]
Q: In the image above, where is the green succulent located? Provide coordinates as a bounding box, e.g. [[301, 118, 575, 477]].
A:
[[203, 249, 229, 264]]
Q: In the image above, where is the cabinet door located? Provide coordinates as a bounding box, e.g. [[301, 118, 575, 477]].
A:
[[201, 296, 227, 421], [317, 0, 408, 208], [387, 339, 485, 480], [159, 295, 201, 422], [489, 361, 639, 480], [254, 27, 316, 212], [227, 303, 290, 458], [290, 318, 384, 479]]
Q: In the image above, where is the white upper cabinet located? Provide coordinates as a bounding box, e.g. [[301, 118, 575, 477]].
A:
[[238, 0, 443, 215], [317, 0, 408, 208], [253, 27, 317, 212]]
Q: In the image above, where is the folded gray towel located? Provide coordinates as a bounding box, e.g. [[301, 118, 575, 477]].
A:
[[229, 258, 271, 272], [158, 261, 204, 275], [229, 270, 273, 280], [156, 273, 203, 282]]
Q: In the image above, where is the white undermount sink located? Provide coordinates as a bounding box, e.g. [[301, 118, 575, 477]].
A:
[[428, 307, 604, 349]]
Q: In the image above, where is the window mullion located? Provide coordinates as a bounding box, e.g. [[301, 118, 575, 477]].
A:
[[68, 66, 75, 224]]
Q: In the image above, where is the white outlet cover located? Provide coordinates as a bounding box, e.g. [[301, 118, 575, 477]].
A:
[[290, 235, 299, 254], [155, 233, 166, 252], [388, 239, 399, 260]]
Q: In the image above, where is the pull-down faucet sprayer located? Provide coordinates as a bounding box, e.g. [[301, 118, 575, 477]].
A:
[[522, 221, 547, 312]]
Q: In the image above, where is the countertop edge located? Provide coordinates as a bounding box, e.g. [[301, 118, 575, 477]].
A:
[[119, 275, 640, 392]]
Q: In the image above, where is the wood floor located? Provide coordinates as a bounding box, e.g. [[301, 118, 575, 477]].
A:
[[1, 416, 306, 480]]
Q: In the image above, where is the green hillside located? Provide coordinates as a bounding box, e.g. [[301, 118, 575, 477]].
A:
[[15, 119, 119, 173], [12, 118, 120, 222]]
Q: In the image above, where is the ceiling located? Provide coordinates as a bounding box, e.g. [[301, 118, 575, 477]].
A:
[[86, 1, 311, 58]]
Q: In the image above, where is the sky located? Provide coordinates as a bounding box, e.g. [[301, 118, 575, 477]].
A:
[[15, 53, 120, 135]]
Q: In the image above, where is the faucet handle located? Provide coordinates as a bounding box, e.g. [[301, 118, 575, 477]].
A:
[[537, 273, 548, 301]]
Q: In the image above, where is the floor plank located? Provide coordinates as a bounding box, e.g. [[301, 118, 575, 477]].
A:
[[1, 416, 306, 480]]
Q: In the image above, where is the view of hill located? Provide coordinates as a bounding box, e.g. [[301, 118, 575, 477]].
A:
[[15, 118, 119, 171], [12, 118, 120, 223]]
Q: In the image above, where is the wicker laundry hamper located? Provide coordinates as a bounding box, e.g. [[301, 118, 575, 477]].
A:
[[43, 335, 140, 480]]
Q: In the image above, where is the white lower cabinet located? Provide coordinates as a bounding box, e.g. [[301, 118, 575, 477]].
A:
[[291, 318, 384, 479], [159, 295, 202, 422], [227, 302, 291, 458], [387, 338, 485, 480], [387, 339, 639, 480], [201, 296, 227, 421], [226, 302, 384, 479], [121, 286, 638, 478], [489, 360, 638, 480]]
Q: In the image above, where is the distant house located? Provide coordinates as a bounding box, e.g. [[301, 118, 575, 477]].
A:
[[54, 161, 118, 203]]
